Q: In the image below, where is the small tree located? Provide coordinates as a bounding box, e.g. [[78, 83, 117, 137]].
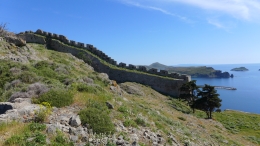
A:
[[194, 84, 222, 119], [179, 80, 198, 113]]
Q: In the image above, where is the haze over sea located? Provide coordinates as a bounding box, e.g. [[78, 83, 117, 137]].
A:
[[190, 64, 260, 114]]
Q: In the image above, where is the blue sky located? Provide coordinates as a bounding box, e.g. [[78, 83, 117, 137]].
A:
[[1, 0, 260, 65]]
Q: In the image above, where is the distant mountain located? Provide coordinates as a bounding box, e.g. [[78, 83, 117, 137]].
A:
[[141, 62, 231, 78], [148, 62, 168, 70]]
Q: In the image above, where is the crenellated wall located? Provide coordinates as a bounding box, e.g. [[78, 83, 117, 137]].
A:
[[18, 29, 191, 97]]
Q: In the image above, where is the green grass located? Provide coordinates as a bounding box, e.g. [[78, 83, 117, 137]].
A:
[[4, 123, 47, 146], [214, 110, 260, 144]]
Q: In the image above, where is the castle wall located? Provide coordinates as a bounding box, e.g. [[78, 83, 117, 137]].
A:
[[18, 30, 191, 97]]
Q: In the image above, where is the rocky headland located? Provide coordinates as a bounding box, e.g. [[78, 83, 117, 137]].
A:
[[144, 62, 232, 78]]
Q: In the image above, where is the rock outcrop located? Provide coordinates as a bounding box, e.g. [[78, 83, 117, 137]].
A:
[[0, 98, 41, 123], [5, 35, 26, 46]]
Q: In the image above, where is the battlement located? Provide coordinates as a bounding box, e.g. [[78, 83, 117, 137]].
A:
[[18, 29, 191, 96], [19, 29, 191, 81]]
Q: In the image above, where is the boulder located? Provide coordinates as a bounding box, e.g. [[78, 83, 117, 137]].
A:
[[106, 101, 114, 109], [69, 115, 81, 127], [119, 83, 144, 96]]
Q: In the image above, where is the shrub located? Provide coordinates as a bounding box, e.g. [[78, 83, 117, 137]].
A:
[[27, 82, 49, 97], [123, 119, 137, 127], [34, 60, 56, 70], [8, 92, 30, 102], [135, 117, 146, 127], [76, 83, 99, 93], [19, 71, 38, 83], [34, 102, 52, 123], [28, 122, 46, 132], [33, 89, 73, 108], [51, 130, 73, 146], [79, 107, 115, 134], [178, 117, 186, 121], [118, 106, 128, 114]]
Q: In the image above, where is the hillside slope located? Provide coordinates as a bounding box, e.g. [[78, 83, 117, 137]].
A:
[[0, 40, 259, 145]]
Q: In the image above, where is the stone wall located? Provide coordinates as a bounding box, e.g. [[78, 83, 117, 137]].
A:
[[18, 30, 191, 96]]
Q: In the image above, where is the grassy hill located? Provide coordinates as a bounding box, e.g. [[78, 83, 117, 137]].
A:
[[0, 40, 259, 145]]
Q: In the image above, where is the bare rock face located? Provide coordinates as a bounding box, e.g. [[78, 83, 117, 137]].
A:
[[5, 35, 26, 46]]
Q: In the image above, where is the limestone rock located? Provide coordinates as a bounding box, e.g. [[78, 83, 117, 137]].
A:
[[5, 35, 26, 46], [46, 124, 57, 134], [69, 115, 81, 127], [106, 101, 114, 109], [119, 83, 144, 96]]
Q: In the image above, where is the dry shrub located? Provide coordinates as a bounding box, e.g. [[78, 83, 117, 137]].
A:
[[27, 82, 49, 98], [8, 92, 30, 102]]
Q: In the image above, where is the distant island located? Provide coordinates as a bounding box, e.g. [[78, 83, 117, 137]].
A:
[[231, 67, 248, 71], [141, 62, 232, 78]]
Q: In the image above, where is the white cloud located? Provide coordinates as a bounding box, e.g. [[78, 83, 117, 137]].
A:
[[118, 0, 190, 21], [167, 0, 260, 20], [118, 0, 260, 20]]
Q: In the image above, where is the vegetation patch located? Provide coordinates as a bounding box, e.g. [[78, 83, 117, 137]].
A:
[[33, 89, 73, 108], [4, 123, 47, 146], [79, 101, 115, 134], [214, 110, 260, 143]]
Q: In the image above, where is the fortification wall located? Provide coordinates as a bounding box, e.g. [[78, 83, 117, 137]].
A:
[[18, 30, 191, 96]]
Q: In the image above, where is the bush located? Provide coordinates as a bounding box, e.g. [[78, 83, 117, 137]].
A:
[[8, 92, 30, 102], [76, 83, 99, 93], [29, 122, 46, 132], [123, 119, 137, 127], [135, 117, 146, 127], [34, 102, 52, 123], [34, 61, 57, 70], [33, 89, 73, 108], [27, 82, 49, 97], [178, 117, 186, 121], [118, 106, 128, 114], [79, 107, 115, 134], [19, 71, 38, 83], [51, 130, 73, 146]]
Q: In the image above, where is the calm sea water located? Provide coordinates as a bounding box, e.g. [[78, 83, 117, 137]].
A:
[[192, 64, 260, 114]]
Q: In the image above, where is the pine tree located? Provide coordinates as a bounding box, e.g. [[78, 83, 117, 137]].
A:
[[194, 84, 222, 119], [179, 80, 198, 113]]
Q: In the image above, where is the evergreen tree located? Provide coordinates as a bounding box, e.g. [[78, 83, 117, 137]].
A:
[[179, 80, 198, 113], [194, 84, 222, 119]]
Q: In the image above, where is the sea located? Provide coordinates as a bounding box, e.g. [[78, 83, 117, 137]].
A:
[[188, 64, 260, 114]]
